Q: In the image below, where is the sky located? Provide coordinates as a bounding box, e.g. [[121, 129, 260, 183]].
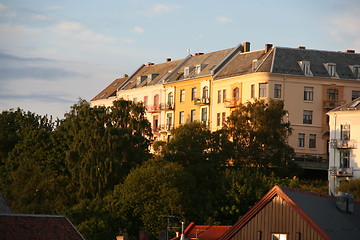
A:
[[1, 0, 360, 119]]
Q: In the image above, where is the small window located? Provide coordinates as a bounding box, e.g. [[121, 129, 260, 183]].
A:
[[341, 124, 350, 140], [191, 87, 197, 101], [166, 113, 173, 129], [202, 86, 209, 99], [201, 108, 208, 123], [154, 94, 159, 106], [251, 84, 255, 98], [168, 92, 174, 106], [353, 66, 360, 79], [180, 89, 185, 102], [326, 63, 336, 77], [222, 112, 226, 124], [195, 65, 202, 74], [100, 93, 106, 99], [223, 89, 227, 102], [217, 90, 221, 104], [233, 87, 239, 100], [303, 110, 313, 124], [298, 133, 305, 147], [179, 111, 184, 124], [351, 90, 360, 100], [184, 67, 190, 78], [304, 87, 313, 101], [272, 233, 287, 240], [299, 61, 312, 76], [144, 96, 148, 107], [191, 110, 196, 122], [340, 151, 350, 168], [274, 84, 281, 98], [217, 113, 221, 126], [259, 83, 267, 97], [309, 134, 316, 148], [327, 89, 338, 102]]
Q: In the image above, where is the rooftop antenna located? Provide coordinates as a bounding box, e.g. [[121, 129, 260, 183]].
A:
[[187, 48, 192, 55]]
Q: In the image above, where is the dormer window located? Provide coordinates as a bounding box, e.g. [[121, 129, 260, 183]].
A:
[[298, 61, 312, 76], [252, 59, 260, 72], [195, 65, 202, 74], [325, 63, 336, 77], [147, 74, 159, 83], [184, 67, 190, 78], [350, 65, 360, 79], [137, 76, 147, 85]]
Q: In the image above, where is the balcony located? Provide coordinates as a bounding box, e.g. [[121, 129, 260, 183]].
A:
[[293, 153, 328, 170], [147, 104, 161, 113], [329, 167, 353, 177], [194, 97, 210, 105], [323, 100, 345, 109], [224, 98, 241, 108], [330, 139, 357, 149], [159, 124, 173, 132], [163, 102, 174, 110]]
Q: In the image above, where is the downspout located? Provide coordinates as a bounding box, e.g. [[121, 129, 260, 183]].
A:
[[333, 113, 337, 195]]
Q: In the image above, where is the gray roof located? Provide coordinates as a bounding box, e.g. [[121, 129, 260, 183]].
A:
[[281, 187, 360, 240], [91, 76, 128, 101], [215, 46, 360, 80]]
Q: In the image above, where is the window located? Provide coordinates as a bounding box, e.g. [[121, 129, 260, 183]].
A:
[[274, 84, 281, 98], [298, 133, 305, 147], [341, 124, 350, 140], [251, 84, 255, 98], [153, 115, 158, 129], [304, 87, 313, 101], [180, 89, 185, 102], [154, 94, 159, 106], [299, 61, 311, 76], [168, 92, 173, 104], [222, 112, 226, 124], [309, 134, 316, 148], [166, 113, 173, 130], [191, 87, 197, 101], [184, 67, 190, 78], [272, 233, 287, 240], [195, 65, 201, 74], [354, 66, 360, 79], [202, 86, 209, 99], [179, 111, 184, 124], [352, 90, 360, 100], [217, 113, 221, 126], [303, 110, 313, 124], [326, 63, 336, 77], [144, 96, 148, 107], [259, 83, 267, 97], [223, 89, 227, 102], [340, 151, 350, 168], [327, 89, 338, 102], [191, 110, 196, 122], [201, 108, 208, 123], [233, 87, 239, 100], [217, 90, 221, 104]]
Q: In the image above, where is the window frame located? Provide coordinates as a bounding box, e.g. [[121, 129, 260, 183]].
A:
[[298, 133, 305, 148], [340, 151, 350, 168], [259, 83, 267, 98], [180, 89, 185, 102], [191, 87, 197, 101], [251, 84, 255, 98], [309, 134, 316, 148], [233, 87, 239, 100], [304, 86, 313, 101], [303, 110, 313, 124], [179, 111, 185, 124], [201, 108, 208, 123], [274, 84, 281, 98], [191, 109, 196, 122]]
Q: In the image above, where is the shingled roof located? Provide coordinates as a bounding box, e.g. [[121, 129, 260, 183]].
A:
[[328, 97, 360, 112], [219, 186, 360, 240], [0, 214, 85, 240], [91, 76, 128, 101]]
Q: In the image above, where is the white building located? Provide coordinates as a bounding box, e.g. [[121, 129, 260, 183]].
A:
[[327, 98, 360, 195]]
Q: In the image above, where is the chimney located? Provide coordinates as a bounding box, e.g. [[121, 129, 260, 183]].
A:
[[195, 52, 204, 56], [123, 74, 128, 78], [146, 62, 154, 66], [346, 49, 355, 53], [265, 44, 273, 53], [336, 192, 354, 213], [166, 58, 172, 62], [298, 46, 306, 49], [243, 42, 250, 52]]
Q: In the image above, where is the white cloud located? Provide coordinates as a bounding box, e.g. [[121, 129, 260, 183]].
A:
[[142, 4, 182, 16], [216, 16, 231, 23], [47, 6, 64, 11], [0, 23, 41, 39], [53, 21, 85, 32], [0, 3, 6, 11], [32, 14, 49, 21], [132, 26, 144, 34]]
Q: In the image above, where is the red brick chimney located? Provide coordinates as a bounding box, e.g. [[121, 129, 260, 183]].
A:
[[243, 42, 250, 52]]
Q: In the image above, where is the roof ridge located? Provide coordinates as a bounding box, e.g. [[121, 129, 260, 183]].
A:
[[0, 213, 65, 218], [275, 46, 360, 55]]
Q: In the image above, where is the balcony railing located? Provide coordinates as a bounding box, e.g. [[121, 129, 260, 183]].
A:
[[224, 98, 242, 108], [323, 100, 345, 109], [163, 102, 174, 110], [147, 104, 161, 113], [159, 124, 173, 132], [329, 167, 353, 177], [330, 139, 357, 149], [194, 97, 210, 105], [293, 153, 329, 170]]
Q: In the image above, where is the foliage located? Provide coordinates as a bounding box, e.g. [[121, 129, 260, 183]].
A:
[[337, 179, 360, 200], [223, 99, 295, 172]]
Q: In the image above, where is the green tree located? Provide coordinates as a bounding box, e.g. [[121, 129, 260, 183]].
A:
[[337, 179, 360, 200], [61, 99, 152, 199], [108, 158, 192, 240], [223, 99, 295, 172]]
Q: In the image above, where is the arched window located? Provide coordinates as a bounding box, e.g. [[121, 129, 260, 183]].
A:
[[154, 94, 159, 106], [233, 87, 239, 100], [327, 89, 338, 102], [202, 86, 209, 99], [168, 92, 173, 104]]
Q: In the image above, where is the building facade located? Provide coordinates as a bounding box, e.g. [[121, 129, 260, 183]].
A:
[[327, 98, 360, 195]]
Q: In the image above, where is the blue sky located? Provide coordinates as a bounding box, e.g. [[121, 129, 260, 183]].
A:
[[1, 0, 360, 119]]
